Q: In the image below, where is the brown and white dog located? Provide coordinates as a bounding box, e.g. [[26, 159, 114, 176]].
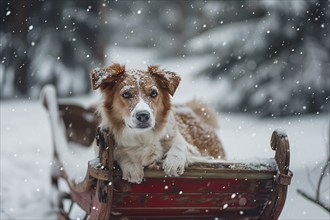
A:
[[91, 64, 225, 183]]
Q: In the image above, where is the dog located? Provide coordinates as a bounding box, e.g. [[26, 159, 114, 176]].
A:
[[91, 63, 225, 183]]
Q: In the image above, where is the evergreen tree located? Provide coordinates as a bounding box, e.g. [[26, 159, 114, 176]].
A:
[[186, 0, 329, 117], [1, 0, 328, 117], [1, 0, 106, 97]]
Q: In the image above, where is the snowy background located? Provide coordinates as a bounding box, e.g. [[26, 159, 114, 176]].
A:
[[1, 46, 330, 220], [1, 1, 329, 219]]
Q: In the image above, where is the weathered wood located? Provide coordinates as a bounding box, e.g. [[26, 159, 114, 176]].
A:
[[258, 130, 293, 219], [89, 128, 115, 219], [58, 104, 99, 146]]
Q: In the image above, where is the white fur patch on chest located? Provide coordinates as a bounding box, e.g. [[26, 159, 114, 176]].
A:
[[115, 130, 164, 166]]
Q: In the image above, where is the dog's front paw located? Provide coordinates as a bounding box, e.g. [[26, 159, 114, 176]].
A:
[[121, 164, 144, 184], [163, 154, 186, 177]]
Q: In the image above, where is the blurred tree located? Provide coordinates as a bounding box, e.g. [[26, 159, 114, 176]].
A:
[[186, 0, 329, 117], [1, 0, 328, 117], [1, 0, 106, 98], [102, 0, 329, 117]]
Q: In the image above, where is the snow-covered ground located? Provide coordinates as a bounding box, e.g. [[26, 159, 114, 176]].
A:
[[1, 47, 329, 219]]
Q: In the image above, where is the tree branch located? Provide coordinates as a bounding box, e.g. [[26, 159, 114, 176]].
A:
[[316, 157, 330, 201], [297, 125, 330, 214], [297, 189, 330, 213]]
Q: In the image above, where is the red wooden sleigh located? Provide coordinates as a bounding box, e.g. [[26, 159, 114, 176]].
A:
[[45, 102, 292, 220]]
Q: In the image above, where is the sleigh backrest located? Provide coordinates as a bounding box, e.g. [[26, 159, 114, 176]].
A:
[[58, 104, 100, 146]]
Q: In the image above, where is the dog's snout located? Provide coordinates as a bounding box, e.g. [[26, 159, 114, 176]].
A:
[[135, 111, 150, 123]]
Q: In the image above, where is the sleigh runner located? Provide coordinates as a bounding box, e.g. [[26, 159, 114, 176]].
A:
[[43, 88, 292, 219]]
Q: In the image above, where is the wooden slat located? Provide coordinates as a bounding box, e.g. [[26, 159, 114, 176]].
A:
[[112, 193, 270, 208], [113, 177, 275, 194], [111, 162, 277, 180], [143, 168, 276, 179], [111, 207, 263, 218]]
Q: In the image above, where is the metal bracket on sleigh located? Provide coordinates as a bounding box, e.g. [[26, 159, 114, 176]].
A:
[[47, 103, 292, 220]]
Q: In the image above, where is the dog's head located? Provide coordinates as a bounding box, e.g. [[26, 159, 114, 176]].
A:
[[91, 64, 181, 134]]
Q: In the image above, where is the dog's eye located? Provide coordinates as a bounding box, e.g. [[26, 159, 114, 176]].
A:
[[150, 90, 158, 97], [122, 91, 132, 99]]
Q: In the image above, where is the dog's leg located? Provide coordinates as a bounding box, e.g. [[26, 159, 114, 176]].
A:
[[120, 162, 144, 184], [115, 150, 144, 184], [162, 133, 190, 177]]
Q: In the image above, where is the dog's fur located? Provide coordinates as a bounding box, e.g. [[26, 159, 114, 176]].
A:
[[91, 64, 225, 183]]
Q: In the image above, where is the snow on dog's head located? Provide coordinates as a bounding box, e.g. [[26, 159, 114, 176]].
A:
[[91, 63, 181, 135]]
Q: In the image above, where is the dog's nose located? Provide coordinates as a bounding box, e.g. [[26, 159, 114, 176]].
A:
[[135, 111, 150, 123]]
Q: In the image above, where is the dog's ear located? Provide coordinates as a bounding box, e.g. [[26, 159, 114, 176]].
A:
[[149, 65, 181, 96], [90, 63, 125, 90]]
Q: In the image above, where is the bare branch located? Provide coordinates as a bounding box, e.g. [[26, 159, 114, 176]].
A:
[[298, 157, 330, 213], [1, 209, 16, 220], [316, 157, 330, 201], [297, 124, 330, 214], [297, 189, 330, 213]]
